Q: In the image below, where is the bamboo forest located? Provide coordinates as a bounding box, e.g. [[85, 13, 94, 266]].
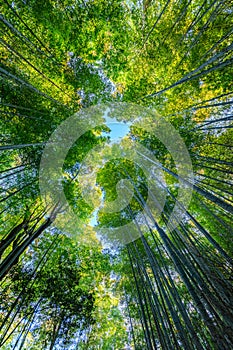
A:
[[0, 0, 233, 349]]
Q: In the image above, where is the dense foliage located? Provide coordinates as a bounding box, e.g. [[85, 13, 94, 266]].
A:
[[0, 0, 232, 349]]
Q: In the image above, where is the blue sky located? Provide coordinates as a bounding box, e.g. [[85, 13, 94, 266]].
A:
[[103, 116, 131, 142]]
